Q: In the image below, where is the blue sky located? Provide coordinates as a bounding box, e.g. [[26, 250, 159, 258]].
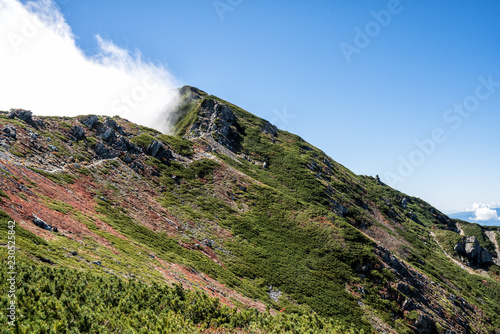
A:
[[3, 0, 500, 215]]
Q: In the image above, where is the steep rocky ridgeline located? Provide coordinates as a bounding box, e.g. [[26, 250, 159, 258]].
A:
[[1, 90, 500, 333]]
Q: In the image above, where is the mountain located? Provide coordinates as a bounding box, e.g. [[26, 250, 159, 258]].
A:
[[0, 87, 500, 333], [449, 210, 500, 227]]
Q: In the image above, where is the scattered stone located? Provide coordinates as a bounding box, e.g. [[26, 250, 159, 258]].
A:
[[2, 125, 17, 139], [202, 239, 215, 248], [402, 298, 415, 310], [48, 145, 59, 152], [32, 215, 53, 231], [268, 285, 282, 302]]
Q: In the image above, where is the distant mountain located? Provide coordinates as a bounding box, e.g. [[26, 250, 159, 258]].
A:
[[449, 208, 500, 227], [1, 88, 500, 333]]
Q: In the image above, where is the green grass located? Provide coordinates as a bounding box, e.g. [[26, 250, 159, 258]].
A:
[[157, 134, 194, 156], [28, 167, 75, 184], [0, 258, 363, 333]]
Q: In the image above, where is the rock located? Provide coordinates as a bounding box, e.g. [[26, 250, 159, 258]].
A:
[[402, 298, 415, 310], [69, 251, 78, 256], [39, 257, 55, 265], [401, 197, 408, 209], [408, 210, 420, 223], [99, 126, 115, 142], [480, 248, 493, 264], [261, 121, 277, 137], [105, 118, 126, 135], [28, 129, 38, 140], [189, 99, 241, 152], [33, 215, 53, 231], [48, 145, 59, 152], [454, 236, 493, 266], [8, 109, 44, 128], [94, 143, 119, 159], [71, 125, 86, 140], [92, 260, 102, 266], [2, 125, 16, 139], [52, 226, 59, 233], [268, 285, 282, 302], [8, 109, 32, 121], [146, 140, 172, 162], [414, 314, 437, 334], [80, 115, 99, 129], [202, 239, 215, 248]]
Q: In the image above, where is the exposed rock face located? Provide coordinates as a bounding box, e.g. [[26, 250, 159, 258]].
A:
[[189, 99, 241, 152], [80, 115, 99, 129], [70, 125, 86, 141], [401, 197, 408, 209], [105, 118, 127, 136], [146, 140, 172, 162], [454, 236, 493, 266], [261, 121, 277, 137], [8, 109, 44, 128], [2, 125, 17, 139], [415, 314, 437, 334]]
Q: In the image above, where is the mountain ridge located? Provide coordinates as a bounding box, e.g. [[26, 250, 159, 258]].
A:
[[0, 88, 499, 333]]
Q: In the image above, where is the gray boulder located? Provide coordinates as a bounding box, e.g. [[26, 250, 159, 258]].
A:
[[33, 215, 53, 231], [146, 140, 172, 162], [80, 115, 99, 129], [454, 236, 493, 266], [71, 125, 86, 141], [414, 314, 437, 334], [2, 125, 16, 139], [8, 109, 44, 128]]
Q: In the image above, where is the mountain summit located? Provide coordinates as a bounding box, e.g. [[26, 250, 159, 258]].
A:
[[1, 89, 499, 333]]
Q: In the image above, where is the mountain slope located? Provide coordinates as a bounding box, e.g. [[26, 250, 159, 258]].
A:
[[0, 89, 500, 333]]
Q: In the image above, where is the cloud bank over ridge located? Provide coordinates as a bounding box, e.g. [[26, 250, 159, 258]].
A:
[[0, 0, 180, 133]]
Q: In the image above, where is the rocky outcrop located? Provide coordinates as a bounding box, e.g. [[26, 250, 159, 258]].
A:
[[145, 140, 173, 162], [8, 109, 44, 128], [415, 314, 437, 334], [261, 121, 277, 137], [189, 99, 242, 152], [70, 125, 86, 141], [2, 125, 17, 139], [454, 236, 493, 266], [80, 115, 99, 129]]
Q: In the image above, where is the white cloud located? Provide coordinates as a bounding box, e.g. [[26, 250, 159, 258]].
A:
[[0, 0, 180, 133], [470, 202, 500, 222]]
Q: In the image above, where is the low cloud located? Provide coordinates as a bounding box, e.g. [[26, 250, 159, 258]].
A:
[[470, 203, 500, 222], [0, 0, 180, 133]]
